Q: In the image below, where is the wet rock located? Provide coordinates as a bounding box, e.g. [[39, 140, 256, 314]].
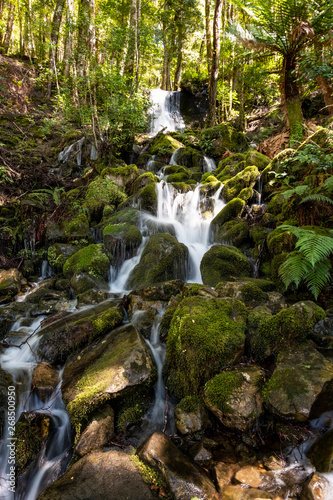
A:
[[263, 344, 333, 421], [221, 485, 274, 499], [211, 198, 245, 233], [138, 432, 217, 500], [200, 245, 251, 287], [32, 362, 59, 402], [307, 428, 333, 472], [25, 287, 65, 304], [214, 462, 240, 492], [47, 243, 80, 272], [76, 406, 114, 457], [62, 324, 154, 431], [165, 296, 247, 398], [0, 301, 33, 339], [214, 220, 249, 247], [70, 272, 109, 295], [175, 397, 210, 435], [302, 472, 330, 500], [63, 244, 110, 280], [37, 450, 156, 500], [15, 414, 50, 476], [0, 268, 23, 301], [103, 223, 142, 267], [199, 123, 248, 159], [127, 233, 189, 289], [204, 366, 265, 432], [235, 465, 274, 488], [189, 442, 213, 466], [131, 280, 184, 302], [130, 307, 158, 338], [76, 289, 109, 307], [37, 299, 124, 363], [145, 218, 176, 236], [223, 166, 260, 202]]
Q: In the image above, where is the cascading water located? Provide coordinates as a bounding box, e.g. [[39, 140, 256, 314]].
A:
[[149, 89, 185, 134], [203, 155, 216, 173]]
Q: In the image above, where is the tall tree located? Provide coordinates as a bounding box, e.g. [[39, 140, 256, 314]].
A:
[[206, 0, 223, 127], [3, 2, 15, 53], [47, 0, 66, 97]]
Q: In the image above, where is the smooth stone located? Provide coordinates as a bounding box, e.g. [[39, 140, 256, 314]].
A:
[[76, 407, 115, 457]]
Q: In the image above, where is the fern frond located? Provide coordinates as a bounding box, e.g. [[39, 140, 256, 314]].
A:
[[304, 257, 332, 300], [279, 252, 312, 288], [295, 233, 333, 267], [300, 194, 333, 205], [283, 185, 309, 199], [322, 176, 333, 193]]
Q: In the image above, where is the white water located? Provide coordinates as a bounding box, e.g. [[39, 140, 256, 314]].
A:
[[149, 89, 185, 135], [203, 156, 216, 173], [109, 237, 148, 293]]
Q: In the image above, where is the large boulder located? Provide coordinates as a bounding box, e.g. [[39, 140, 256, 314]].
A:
[[103, 223, 142, 267], [165, 296, 247, 398], [263, 344, 333, 421], [204, 366, 265, 432], [37, 299, 124, 363], [222, 166, 259, 202], [101, 164, 139, 194], [63, 244, 110, 280], [210, 198, 245, 234], [200, 245, 251, 287], [62, 324, 154, 432], [199, 123, 248, 159], [138, 432, 217, 500], [213, 220, 249, 247], [0, 269, 23, 301], [37, 450, 156, 500], [127, 233, 189, 289]]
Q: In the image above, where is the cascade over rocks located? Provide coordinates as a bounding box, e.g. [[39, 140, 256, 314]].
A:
[[138, 432, 218, 500]]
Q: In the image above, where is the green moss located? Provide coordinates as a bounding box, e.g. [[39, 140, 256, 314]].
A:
[[170, 182, 194, 193], [138, 184, 157, 214], [214, 220, 249, 247], [86, 177, 126, 206], [245, 150, 270, 171], [240, 283, 268, 304], [129, 453, 170, 496], [204, 371, 244, 413], [103, 223, 142, 256], [165, 296, 247, 398], [174, 146, 203, 169], [63, 244, 110, 279], [199, 124, 248, 157], [132, 172, 159, 195], [267, 227, 296, 256], [200, 245, 251, 287], [164, 165, 190, 176], [177, 395, 203, 413], [149, 134, 184, 155], [15, 419, 47, 474], [238, 187, 253, 201], [262, 366, 308, 402], [101, 207, 140, 227], [200, 173, 218, 183], [101, 164, 139, 180], [160, 306, 177, 337], [64, 213, 91, 240], [216, 153, 245, 175], [211, 198, 245, 234], [252, 302, 325, 361], [223, 166, 259, 202], [166, 172, 190, 183], [217, 160, 246, 183], [92, 307, 124, 337], [116, 387, 151, 433]]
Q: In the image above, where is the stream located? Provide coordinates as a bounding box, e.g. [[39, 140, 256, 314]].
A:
[[0, 88, 333, 498]]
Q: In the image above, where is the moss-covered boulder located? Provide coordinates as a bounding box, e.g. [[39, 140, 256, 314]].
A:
[[127, 233, 189, 289], [138, 184, 157, 214], [307, 428, 333, 473], [200, 124, 248, 158], [47, 243, 80, 272], [223, 166, 259, 202], [62, 324, 154, 433], [149, 133, 184, 156], [172, 146, 203, 169], [101, 164, 139, 194], [37, 300, 124, 363], [214, 220, 249, 247], [15, 414, 50, 476], [249, 301, 325, 362], [0, 269, 24, 301], [204, 366, 265, 432], [63, 244, 110, 280], [63, 213, 92, 241], [210, 198, 245, 235], [38, 450, 156, 500], [266, 227, 296, 256], [263, 344, 333, 422], [103, 223, 142, 266], [175, 396, 210, 435], [245, 150, 270, 171], [200, 246, 251, 287], [216, 153, 245, 175], [166, 171, 190, 183], [165, 296, 247, 398], [164, 164, 190, 176]]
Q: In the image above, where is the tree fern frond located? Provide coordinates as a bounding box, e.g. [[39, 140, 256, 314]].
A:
[[300, 194, 333, 205], [279, 252, 312, 288], [304, 257, 332, 299], [322, 176, 333, 193], [295, 233, 333, 267]]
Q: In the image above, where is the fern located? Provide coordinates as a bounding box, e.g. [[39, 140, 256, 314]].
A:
[[283, 185, 309, 199], [300, 194, 333, 205], [278, 225, 333, 299]]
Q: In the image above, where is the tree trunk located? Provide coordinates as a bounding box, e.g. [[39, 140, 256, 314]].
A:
[[173, 12, 183, 91], [281, 54, 304, 143], [77, 0, 95, 76], [47, 0, 66, 97], [161, 0, 169, 90], [3, 3, 15, 54], [63, 0, 75, 78], [206, 0, 223, 127], [205, 0, 212, 79], [317, 74, 333, 115], [119, 13, 131, 76]]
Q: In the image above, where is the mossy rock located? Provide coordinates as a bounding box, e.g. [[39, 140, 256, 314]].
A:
[[204, 366, 265, 431], [48, 243, 80, 272], [175, 396, 210, 435], [165, 296, 247, 398], [148, 134, 184, 156], [249, 301, 326, 361], [249, 226, 272, 246], [37, 300, 124, 364], [307, 429, 333, 472], [216, 153, 245, 175], [62, 324, 154, 434], [200, 172, 218, 183], [127, 233, 189, 289], [223, 166, 259, 202], [164, 165, 190, 176], [245, 150, 270, 171], [199, 124, 248, 158], [240, 283, 269, 307], [166, 172, 190, 183], [170, 182, 194, 193], [100, 207, 140, 228], [101, 164, 139, 194], [266, 227, 297, 256], [70, 272, 109, 295], [173, 146, 203, 169], [262, 343, 333, 422], [85, 177, 127, 212], [211, 198, 245, 234], [200, 245, 251, 287], [103, 223, 142, 266], [145, 219, 176, 236], [132, 172, 159, 195], [138, 184, 157, 214], [15, 415, 49, 475], [63, 244, 110, 280], [64, 213, 92, 241], [0, 269, 23, 299], [214, 220, 249, 247]]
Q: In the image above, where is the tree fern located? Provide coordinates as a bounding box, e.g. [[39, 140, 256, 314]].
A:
[[278, 225, 333, 299]]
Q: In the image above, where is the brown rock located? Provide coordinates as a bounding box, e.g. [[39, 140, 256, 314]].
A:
[[214, 462, 240, 492], [76, 407, 114, 457], [221, 485, 274, 499], [32, 362, 59, 402], [235, 465, 274, 488], [302, 473, 330, 500]]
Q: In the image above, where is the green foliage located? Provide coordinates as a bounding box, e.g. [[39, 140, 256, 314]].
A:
[[278, 225, 333, 298], [296, 143, 333, 173]]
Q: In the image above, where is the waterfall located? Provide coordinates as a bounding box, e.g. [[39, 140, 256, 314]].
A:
[[203, 155, 216, 173], [149, 89, 185, 135]]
